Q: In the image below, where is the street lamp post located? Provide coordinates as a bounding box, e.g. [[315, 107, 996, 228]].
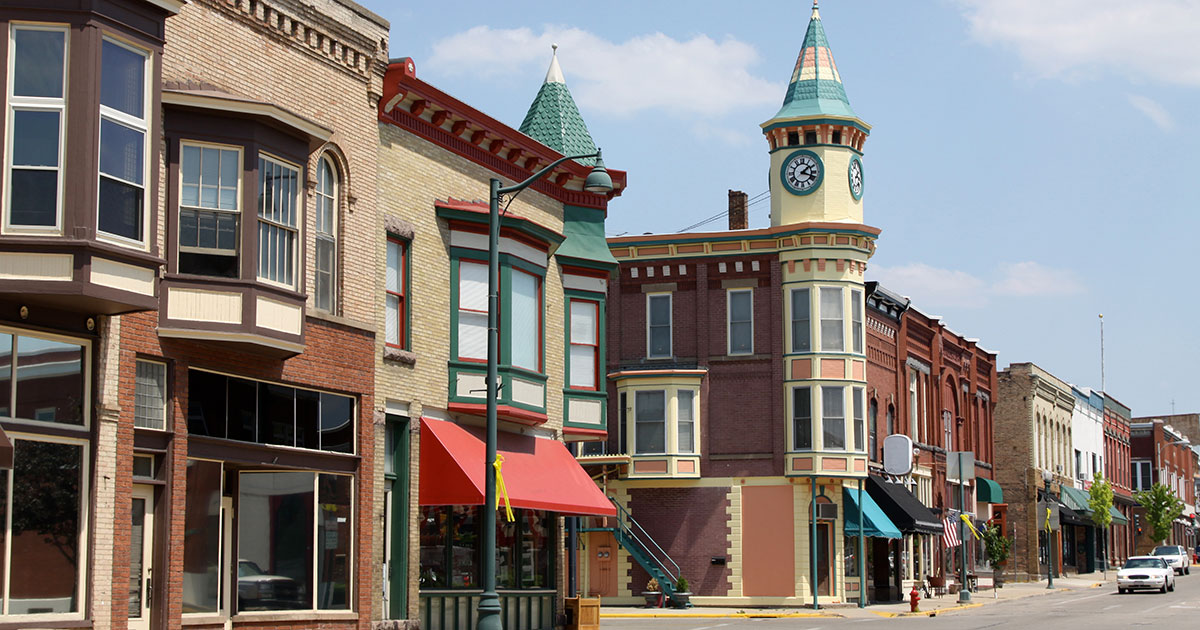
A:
[[1043, 469, 1055, 589], [478, 150, 613, 630]]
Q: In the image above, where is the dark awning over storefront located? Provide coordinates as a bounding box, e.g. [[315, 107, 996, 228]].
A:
[[843, 487, 902, 539], [866, 475, 942, 535], [1059, 486, 1094, 526], [976, 477, 1003, 503], [419, 417, 616, 516], [1109, 506, 1129, 526]]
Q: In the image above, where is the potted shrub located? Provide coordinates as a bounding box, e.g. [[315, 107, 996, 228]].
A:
[[642, 577, 662, 608], [670, 576, 692, 608]]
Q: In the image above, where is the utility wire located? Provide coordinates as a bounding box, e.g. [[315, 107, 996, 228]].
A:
[[676, 190, 769, 232]]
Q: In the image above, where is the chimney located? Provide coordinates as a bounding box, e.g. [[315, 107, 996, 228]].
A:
[[728, 189, 748, 230]]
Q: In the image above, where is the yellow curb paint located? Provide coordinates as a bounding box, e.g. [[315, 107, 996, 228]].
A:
[[600, 612, 842, 619]]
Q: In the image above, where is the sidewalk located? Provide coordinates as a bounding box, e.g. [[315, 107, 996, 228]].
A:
[[600, 575, 1115, 619]]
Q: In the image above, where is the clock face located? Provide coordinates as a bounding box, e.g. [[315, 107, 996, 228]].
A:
[[848, 156, 864, 200], [781, 151, 823, 195]]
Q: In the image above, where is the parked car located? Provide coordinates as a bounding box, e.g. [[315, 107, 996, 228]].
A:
[[1117, 556, 1175, 594], [238, 560, 307, 610], [1150, 545, 1191, 575]]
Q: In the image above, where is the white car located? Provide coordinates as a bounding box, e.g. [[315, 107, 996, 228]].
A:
[[1150, 545, 1191, 575], [1117, 556, 1175, 594]]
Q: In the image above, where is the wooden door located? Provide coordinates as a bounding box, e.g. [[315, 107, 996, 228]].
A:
[[587, 532, 617, 597], [816, 523, 833, 596]]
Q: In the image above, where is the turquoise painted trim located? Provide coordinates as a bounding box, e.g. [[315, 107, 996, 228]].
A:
[[769, 143, 863, 157], [779, 149, 824, 196], [436, 205, 565, 247], [507, 364, 549, 383], [448, 249, 546, 378], [843, 486, 902, 539], [563, 293, 606, 397], [562, 392, 608, 432], [847, 155, 864, 201], [446, 362, 549, 414], [449, 246, 545, 276], [562, 389, 607, 400], [449, 246, 488, 262], [762, 118, 870, 135], [556, 254, 617, 271], [610, 226, 879, 249], [557, 204, 619, 267], [506, 254, 547, 277], [386, 415, 410, 616]]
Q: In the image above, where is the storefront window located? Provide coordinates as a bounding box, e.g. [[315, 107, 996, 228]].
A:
[[0, 335, 85, 425], [183, 460, 223, 613], [844, 536, 860, 577], [317, 474, 351, 609], [420, 506, 554, 590]]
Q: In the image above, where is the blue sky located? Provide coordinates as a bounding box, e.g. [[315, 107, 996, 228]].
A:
[[364, 0, 1200, 418]]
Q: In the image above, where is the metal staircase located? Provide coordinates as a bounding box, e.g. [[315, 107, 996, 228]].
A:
[[581, 497, 680, 601]]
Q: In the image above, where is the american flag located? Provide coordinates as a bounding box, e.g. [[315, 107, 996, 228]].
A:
[[942, 516, 960, 548]]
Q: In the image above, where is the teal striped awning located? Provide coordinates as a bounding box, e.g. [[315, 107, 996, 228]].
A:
[[843, 487, 902, 539]]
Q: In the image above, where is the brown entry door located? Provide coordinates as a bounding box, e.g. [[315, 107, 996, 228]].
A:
[[816, 523, 833, 596], [588, 532, 617, 597]]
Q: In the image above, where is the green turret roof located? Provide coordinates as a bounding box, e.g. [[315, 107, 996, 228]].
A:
[[771, 2, 858, 121], [519, 45, 598, 165]]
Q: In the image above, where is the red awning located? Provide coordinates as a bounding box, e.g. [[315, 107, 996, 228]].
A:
[[420, 417, 615, 517]]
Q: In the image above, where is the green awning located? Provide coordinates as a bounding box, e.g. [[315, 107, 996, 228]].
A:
[[843, 487, 902, 539], [976, 477, 1003, 503], [1109, 505, 1129, 526], [1060, 485, 1094, 515]]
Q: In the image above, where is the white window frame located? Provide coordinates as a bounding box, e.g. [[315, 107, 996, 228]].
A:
[[256, 153, 302, 289], [676, 389, 697, 454], [727, 288, 753, 356], [821, 385, 846, 450], [850, 288, 863, 354], [853, 386, 865, 453], [314, 154, 337, 312], [646, 293, 672, 359], [0, 432, 91, 621], [792, 385, 813, 451], [0, 326, 92, 430], [908, 368, 919, 441], [4, 24, 69, 236], [95, 35, 151, 249], [790, 286, 811, 353], [177, 141, 243, 272], [633, 389, 667, 455], [568, 298, 600, 390], [385, 237, 406, 348], [134, 358, 167, 431], [1132, 459, 1152, 491], [819, 285, 845, 352]]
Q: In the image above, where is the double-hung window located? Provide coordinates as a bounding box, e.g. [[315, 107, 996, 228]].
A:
[[677, 390, 695, 453], [647, 293, 671, 359], [819, 287, 844, 351], [822, 386, 846, 449], [97, 38, 149, 244], [510, 269, 541, 372], [314, 156, 337, 311], [792, 386, 812, 450], [6, 25, 68, 231], [853, 386, 865, 452], [386, 237, 407, 348], [851, 288, 863, 354], [179, 143, 240, 276], [790, 288, 810, 352], [569, 300, 599, 389], [456, 261, 488, 361], [257, 155, 300, 287], [634, 390, 666, 454], [728, 289, 753, 355]]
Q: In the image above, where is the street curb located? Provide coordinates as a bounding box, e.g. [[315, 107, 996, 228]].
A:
[[869, 602, 984, 618], [599, 612, 844, 619]]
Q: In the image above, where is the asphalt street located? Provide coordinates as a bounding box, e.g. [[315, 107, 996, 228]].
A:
[[601, 573, 1200, 630]]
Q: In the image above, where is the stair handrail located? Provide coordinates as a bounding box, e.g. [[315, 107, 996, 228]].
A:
[[608, 496, 680, 587]]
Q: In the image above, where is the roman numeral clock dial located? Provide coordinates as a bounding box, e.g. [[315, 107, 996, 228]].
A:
[[780, 150, 824, 195]]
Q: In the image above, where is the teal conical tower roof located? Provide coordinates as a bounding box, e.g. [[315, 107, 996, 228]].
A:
[[772, 2, 858, 121], [519, 45, 598, 165]]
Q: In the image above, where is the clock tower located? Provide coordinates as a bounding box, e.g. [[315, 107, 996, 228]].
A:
[[763, 1, 870, 227]]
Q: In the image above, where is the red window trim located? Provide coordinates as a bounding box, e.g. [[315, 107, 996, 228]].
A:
[[568, 298, 600, 391], [386, 236, 407, 349], [510, 266, 543, 374]]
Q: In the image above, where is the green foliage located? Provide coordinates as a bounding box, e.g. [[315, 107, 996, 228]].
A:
[[675, 576, 689, 592], [1134, 482, 1185, 544], [1088, 472, 1114, 530], [645, 577, 660, 592], [980, 522, 1012, 567]]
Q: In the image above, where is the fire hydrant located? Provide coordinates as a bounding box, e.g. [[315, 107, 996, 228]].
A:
[[909, 586, 921, 613]]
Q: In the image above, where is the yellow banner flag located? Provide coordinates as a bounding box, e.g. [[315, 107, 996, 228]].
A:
[[1045, 507, 1052, 532], [494, 454, 515, 522], [960, 513, 981, 539]]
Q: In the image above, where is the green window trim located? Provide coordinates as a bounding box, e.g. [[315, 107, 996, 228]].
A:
[[449, 249, 547, 376]]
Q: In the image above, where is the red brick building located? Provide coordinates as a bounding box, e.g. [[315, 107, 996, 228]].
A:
[[1129, 419, 1196, 552], [1105, 396, 1134, 565]]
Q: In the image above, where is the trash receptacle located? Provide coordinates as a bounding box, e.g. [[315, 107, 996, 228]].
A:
[[565, 596, 600, 630]]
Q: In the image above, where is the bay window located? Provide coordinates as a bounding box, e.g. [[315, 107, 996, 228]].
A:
[[728, 289, 753, 355], [822, 386, 845, 449], [790, 287, 810, 352], [853, 386, 865, 452], [0, 331, 86, 426], [386, 237, 407, 348], [179, 143, 240, 277], [97, 38, 149, 244], [851, 288, 863, 354], [6, 25, 67, 231], [456, 261, 488, 361], [819, 286, 844, 351], [453, 258, 544, 373], [568, 300, 599, 389], [677, 389, 695, 453], [792, 386, 812, 450], [314, 156, 338, 312], [257, 155, 300, 287], [634, 390, 666, 454], [510, 269, 540, 372]]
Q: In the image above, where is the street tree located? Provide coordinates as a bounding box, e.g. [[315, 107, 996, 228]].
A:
[[980, 522, 1012, 584], [1134, 482, 1184, 544], [1088, 472, 1113, 575]]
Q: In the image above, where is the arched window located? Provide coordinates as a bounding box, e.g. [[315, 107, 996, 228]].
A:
[[314, 154, 338, 312]]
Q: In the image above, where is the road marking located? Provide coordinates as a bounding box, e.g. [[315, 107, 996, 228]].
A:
[[1069, 592, 1114, 603], [690, 624, 731, 630], [1101, 604, 1120, 610]]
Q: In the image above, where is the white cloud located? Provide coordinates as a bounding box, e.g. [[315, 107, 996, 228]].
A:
[[427, 26, 781, 116], [690, 121, 756, 147], [954, 0, 1200, 86], [1127, 94, 1175, 130], [870, 261, 1083, 308]]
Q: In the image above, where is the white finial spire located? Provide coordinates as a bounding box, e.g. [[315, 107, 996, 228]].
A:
[[812, 0, 820, 19], [544, 43, 565, 84]]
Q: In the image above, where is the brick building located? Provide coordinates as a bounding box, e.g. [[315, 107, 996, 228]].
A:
[[862, 286, 1000, 596], [580, 6, 906, 607], [0, 0, 394, 629], [1129, 419, 1196, 552], [1105, 395, 1134, 566], [375, 49, 627, 630]]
